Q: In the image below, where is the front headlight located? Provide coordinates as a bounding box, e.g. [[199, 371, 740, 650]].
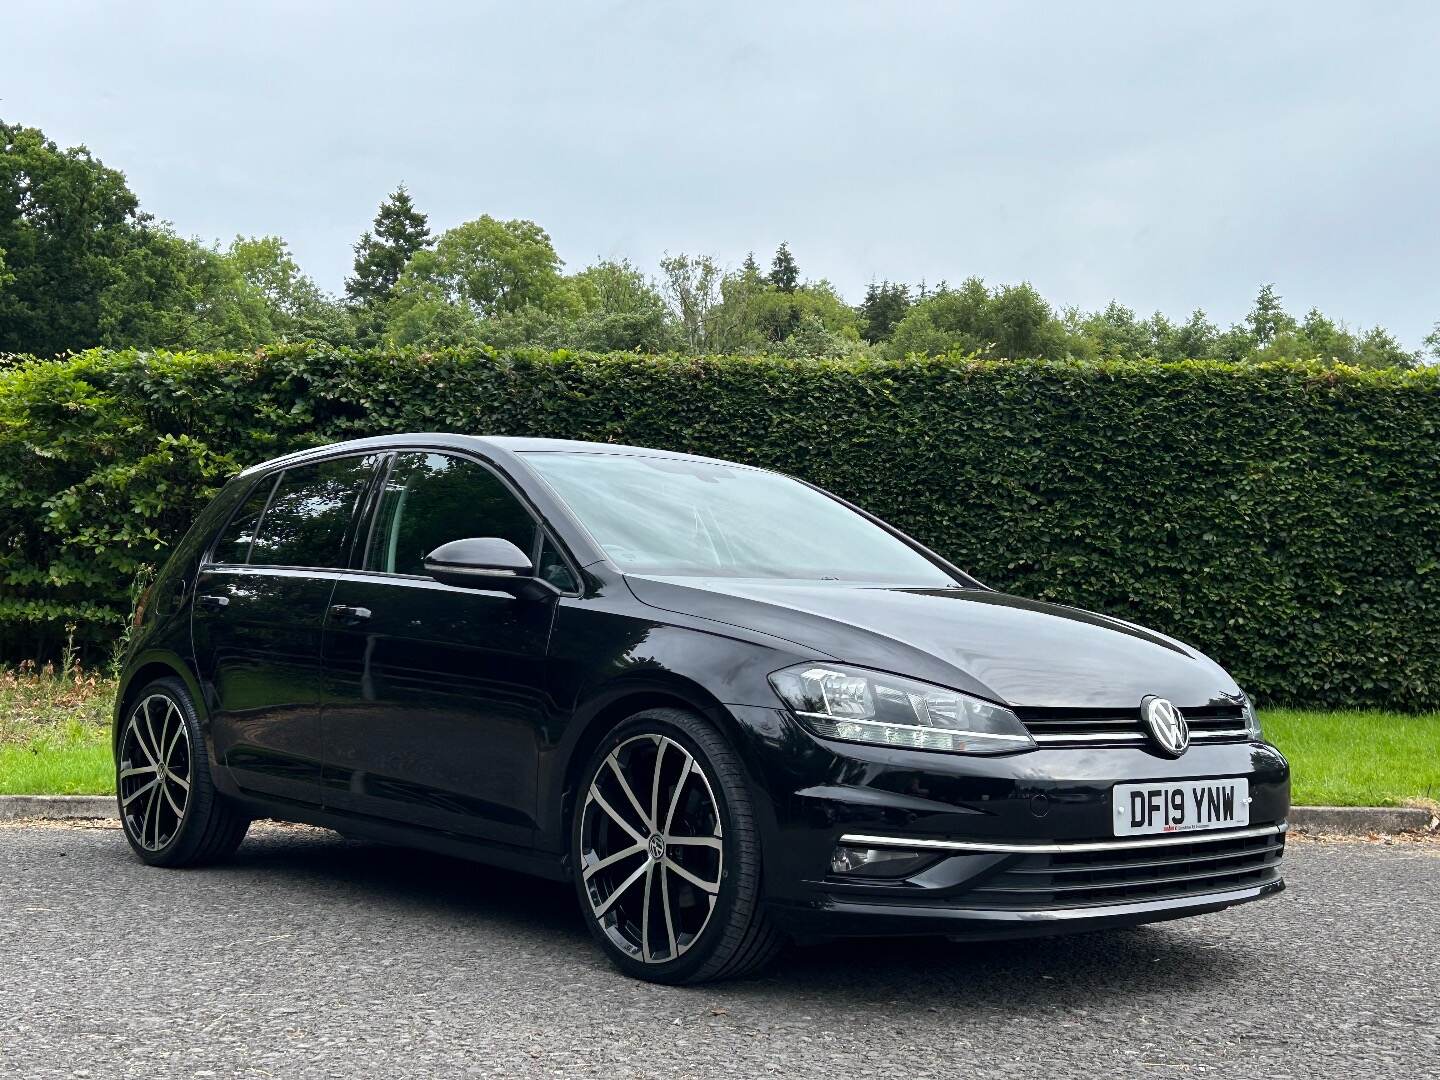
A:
[[768, 664, 1035, 754], [1241, 692, 1263, 739]]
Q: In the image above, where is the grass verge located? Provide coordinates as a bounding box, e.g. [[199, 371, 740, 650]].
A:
[[0, 666, 113, 795], [0, 668, 1435, 806], [1261, 708, 1439, 808]]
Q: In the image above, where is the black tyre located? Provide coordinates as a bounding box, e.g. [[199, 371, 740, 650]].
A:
[[571, 707, 784, 984], [116, 677, 250, 867]]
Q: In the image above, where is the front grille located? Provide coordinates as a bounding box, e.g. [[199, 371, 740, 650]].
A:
[[1016, 703, 1250, 747], [965, 828, 1284, 910]]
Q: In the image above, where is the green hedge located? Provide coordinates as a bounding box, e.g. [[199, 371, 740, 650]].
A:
[[3, 345, 1438, 709]]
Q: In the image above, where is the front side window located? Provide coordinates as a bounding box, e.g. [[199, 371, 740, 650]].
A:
[[365, 453, 538, 577], [248, 455, 379, 569], [524, 452, 956, 586]]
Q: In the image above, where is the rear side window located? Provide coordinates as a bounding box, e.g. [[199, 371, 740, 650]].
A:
[[211, 475, 279, 565], [365, 453, 538, 577], [248, 455, 379, 569]]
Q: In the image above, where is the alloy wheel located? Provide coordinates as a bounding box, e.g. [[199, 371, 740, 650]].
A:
[[118, 693, 193, 852], [580, 733, 725, 964]]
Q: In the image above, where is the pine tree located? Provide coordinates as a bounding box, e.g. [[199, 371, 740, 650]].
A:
[[345, 186, 431, 339], [768, 242, 799, 293], [859, 281, 912, 343]]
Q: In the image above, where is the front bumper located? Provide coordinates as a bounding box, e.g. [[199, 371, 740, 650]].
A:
[[767, 824, 1287, 939], [727, 705, 1291, 939]]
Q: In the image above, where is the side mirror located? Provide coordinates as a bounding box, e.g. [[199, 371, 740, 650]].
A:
[[423, 537, 535, 592]]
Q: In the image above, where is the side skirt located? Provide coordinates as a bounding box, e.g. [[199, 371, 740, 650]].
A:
[[227, 794, 570, 882]]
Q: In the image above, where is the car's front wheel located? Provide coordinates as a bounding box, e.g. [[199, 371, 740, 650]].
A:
[[116, 677, 250, 867], [572, 707, 783, 983]]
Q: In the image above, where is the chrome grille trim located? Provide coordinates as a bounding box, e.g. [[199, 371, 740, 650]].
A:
[[838, 822, 1286, 855], [1017, 704, 1249, 747]]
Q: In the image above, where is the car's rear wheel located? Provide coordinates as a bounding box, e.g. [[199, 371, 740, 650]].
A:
[[572, 707, 783, 984], [117, 677, 250, 867]]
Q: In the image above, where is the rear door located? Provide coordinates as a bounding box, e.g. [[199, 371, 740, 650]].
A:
[[320, 450, 573, 846], [192, 453, 382, 807]]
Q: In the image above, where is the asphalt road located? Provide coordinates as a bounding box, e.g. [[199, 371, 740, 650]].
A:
[[1, 823, 1435, 1079]]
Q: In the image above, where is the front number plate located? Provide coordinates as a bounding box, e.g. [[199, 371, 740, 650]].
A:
[[1112, 778, 1249, 836]]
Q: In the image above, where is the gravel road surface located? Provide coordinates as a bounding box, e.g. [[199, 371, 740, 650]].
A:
[[1, 822, 1434, 1079]]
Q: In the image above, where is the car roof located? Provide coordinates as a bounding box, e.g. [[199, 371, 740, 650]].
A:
[[237, 433, 753, 477]]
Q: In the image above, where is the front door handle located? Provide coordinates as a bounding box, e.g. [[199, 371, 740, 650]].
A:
[[197, 594, 230, 610], [329, 604, 372, 623]]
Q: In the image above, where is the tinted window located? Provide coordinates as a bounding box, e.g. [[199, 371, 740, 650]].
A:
[[524, 452, 955, 585], [537, 534, 578, 592], [365, 453, 538, 577], [249, 456, 378, 569], [212, 475, 278, 565]]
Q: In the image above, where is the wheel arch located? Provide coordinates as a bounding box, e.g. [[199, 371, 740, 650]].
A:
[[550, 672, 752, 857], [113, 652, 205, 751]]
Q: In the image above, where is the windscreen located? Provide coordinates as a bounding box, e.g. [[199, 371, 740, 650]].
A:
[[524, 452, 956, 585]]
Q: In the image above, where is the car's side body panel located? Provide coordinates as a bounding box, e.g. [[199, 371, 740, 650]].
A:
[[321, 569, 555, 846]]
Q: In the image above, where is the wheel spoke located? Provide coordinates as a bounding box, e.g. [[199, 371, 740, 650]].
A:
[[161, 778, 186, 818], [163, 703, 185, 765], [119, 764, 157, 781], [144, 782, 162, 848], [166, 771, 190, 793], [582, 840, 646, 881], [126, 718, 157, 768], [606, 754, 652, 833], [650, 737, 668, 831], [122, 777, 159, 808], [662, 754, 693, 836], [660, 863, 679, 960], [588, 787, 647, 845], [593, 859, 650, 918], [664, 856, 720, 895], [640, 862, 655, 961], [143, 698, 164, 769], [666, 833, 721, 850]]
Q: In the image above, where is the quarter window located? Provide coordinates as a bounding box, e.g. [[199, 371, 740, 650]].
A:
[[538, 534, 579, 592], [248, 456, 379, 569], [212, 474, 279, 565], [365, 453, 538, 577]]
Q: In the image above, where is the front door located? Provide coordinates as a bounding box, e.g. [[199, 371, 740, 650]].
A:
[[193, 454, 381, 807], [320, 451, 559, 847]]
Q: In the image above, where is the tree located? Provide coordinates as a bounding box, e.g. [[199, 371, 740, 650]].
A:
[[768, 242, 799, 293], [751, 279, 859, 345], [386, 216, 568, 346], [886, 277, 1071, 360], [859, 281, 911, 343], [540, 259, 678, 352], [1425, 322, 1440, 362], [0, 120, 188, 355], [1351, 326, 1419, 369], [345, 186, 430, 341], [225, 236, 351, 344], [658, 253, 762, 354], [1244, 284, 1295, 348], [1079, 301, 1152, 360], [1152, 309, 1220, 362]]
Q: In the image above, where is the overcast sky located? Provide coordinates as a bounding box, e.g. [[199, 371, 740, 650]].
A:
[[5, 1, 1438, 347]]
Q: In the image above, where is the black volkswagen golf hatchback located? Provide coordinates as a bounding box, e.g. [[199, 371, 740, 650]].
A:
[[115, 434, 1288, 983]]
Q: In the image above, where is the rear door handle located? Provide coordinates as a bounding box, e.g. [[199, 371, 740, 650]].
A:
[[329, 604, 372, 623], [197, 594, 230, 610]]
